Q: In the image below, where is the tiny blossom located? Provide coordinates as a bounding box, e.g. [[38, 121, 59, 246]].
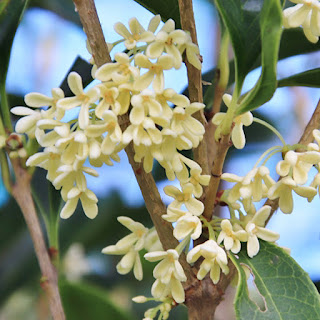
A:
[[134, 53, 174, 93], [94, 52, 139, 84], [60, 187, 98, 219], [222, 166, 275, 208], [146, 23, 187, 69], [102, 217, 149, 280], [212, 94, 253, 149], [179, 33, 202, 70], [244, 206, 280, 258], [24, 88, 65, 120], [276, 150, 320, 184], [173, 213, 202, 240], [268, 176, 317, 213], [187, 240, 229, 284], [144, 249, 186, 303], [283, 0, 320, 43], [57, 72, 100, 129], [164, 183, 204, 215], [114, 17, 155, 49], [217, 220, 248, 253]]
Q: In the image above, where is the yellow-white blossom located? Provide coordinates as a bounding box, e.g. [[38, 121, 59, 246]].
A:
[[144, 249, 186, 303], [134, 53, 174, 93], [186, 240, 229, 284], [173, 213, 202, 240], [164, 183, 204, 215], [217, 220, 248, 253], [244, 206, 280, 258], [276, 150, 320, 184], [95, 52, 139, 85], [57, 72, 100, 129], [102, 216, 149, 281], [60, 187, 98, 219], [212, 94, 253, 149], [268, 176, 317, 213], [114, 17, 155, 50], [283, 0, 320, 43]]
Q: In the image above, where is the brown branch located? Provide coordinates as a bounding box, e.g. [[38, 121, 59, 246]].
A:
[[265, 98, 320, 225], [202, 133, 231, 220], [178, 0, 209, 175], [73, 0, 111, 66], [11, 160, 65, 320]]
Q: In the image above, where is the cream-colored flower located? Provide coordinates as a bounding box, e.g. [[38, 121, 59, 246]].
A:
[[146, 28, 187, 69], [24, 88, 65, 120], [173, 213, 202, 240], [134, 53, 174, 93], [187, 240, 229, 284], [114, 17, 155, 50], [57, 72, 100, 129], [212, 94, 253, 149], [276, 150, 320, 184], [179, 33, 202, 70], [102, 217, 149, 281], [217, 220, 248, 253], [268, 176, 317, 213], [60, 187, 98, 219], [145, 249, 186, 303], [164, 183, 204, 215], [283, 0, 320, 43], [171, 102, 205, 148], [244, 206, 280, 258], [222, 166, 275, 206], [95, 52, 139, 84]]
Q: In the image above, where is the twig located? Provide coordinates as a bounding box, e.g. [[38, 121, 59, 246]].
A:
[[265, 98, 320, 225], [11, 160, 65, 320], [73, 0, 111, 66], [202, 133, 231, 220], [178, 0, 209, 175]]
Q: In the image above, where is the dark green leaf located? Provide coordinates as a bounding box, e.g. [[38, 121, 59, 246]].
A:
[[60, 56, 93, 97], [0, 0, 28, 81], [278, 68, 320, 88], [133, 0, 181, 28], [203, 28, 320, 109], [230, 241, 320, 320], [60, 280, 136, 320], [236, 0, 283, 114], [213, 0, 281, 96]]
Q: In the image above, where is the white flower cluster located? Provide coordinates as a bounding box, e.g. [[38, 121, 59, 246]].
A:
[[11, 15, 204, 220], [283, 0, 320, 43]]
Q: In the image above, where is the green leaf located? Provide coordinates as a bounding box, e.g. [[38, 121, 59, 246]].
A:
[[230, 241, 320, 320], [236, 0, 283, 114], [213, 0, 283, 96], [278, 68, 320, 88], [60, 280, 136, 320], [0, 0, 28, 81], [133, 0, 181, 28], [0, 0, 28, 129], [203, 28, 320, 109]]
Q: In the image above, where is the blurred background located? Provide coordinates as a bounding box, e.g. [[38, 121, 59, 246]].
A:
[[0, 0, 319, 319]]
